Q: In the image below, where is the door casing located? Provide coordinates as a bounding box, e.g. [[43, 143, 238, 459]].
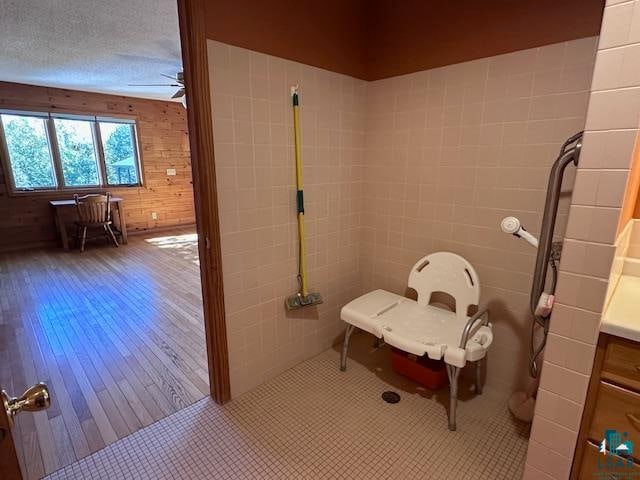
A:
[[177, 0, 231, 403], [0, 396, 22, 480]]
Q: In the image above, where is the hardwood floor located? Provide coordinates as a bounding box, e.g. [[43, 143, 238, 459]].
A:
[[0, 227, 209, 479]]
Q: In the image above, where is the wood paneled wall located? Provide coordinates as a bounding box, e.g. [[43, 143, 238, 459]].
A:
[[203, 0, 604, 80], [0, 82, 195, 251]]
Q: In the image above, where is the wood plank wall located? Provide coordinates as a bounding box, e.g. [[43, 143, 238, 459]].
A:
[[0, 82, 195, 251]]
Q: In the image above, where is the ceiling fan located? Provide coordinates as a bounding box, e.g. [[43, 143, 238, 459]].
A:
[[128, 72, 185, 99]]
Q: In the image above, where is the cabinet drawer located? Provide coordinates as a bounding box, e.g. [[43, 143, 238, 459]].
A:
[[602, 337, 640, 393], [589, 382, 640, 462], [579, 441, 640, 479]]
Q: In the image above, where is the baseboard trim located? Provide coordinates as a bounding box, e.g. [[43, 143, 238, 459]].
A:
[[0, 223, 198, 253]]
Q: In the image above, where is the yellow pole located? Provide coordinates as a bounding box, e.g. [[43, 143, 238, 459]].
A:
[[292, 87, 308, 297]]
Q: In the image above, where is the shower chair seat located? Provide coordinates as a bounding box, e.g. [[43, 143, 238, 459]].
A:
[[339, 252, 492, 431]]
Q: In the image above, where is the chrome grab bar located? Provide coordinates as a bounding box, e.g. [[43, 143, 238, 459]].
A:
[[527, 131, 582, 378], [459, 306, 489, 349], [529, 132, 582, 317]]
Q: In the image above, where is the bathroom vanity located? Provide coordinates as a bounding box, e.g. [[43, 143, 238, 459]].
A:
[[572, 334, 640, 478], [571, 272, 640, 478]]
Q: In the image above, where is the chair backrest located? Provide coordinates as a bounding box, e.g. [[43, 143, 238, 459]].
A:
[[74, 192, 111, 224], [408, 252, 480, 319]]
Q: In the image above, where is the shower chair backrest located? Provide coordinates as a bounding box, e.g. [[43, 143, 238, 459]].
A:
[[408, 252, 480, 319]]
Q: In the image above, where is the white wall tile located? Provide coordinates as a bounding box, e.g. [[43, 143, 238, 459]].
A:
[[208, 40, 366, 397], [361, 38, 596, 393]]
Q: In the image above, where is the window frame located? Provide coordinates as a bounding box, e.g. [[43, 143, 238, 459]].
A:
[[0, 110, 59, 192], [96, 120, 143, 188], [0, 109, 144, 195]]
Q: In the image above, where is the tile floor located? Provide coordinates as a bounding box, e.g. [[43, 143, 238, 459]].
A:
[[46, 334, 530, 479]]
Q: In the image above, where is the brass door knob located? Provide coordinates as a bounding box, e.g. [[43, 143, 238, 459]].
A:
[[2, 383, 50, 427]]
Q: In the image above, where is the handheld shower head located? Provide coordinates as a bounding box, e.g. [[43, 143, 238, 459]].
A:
[[501, 216, 539, 248], [500, 216, 521, 234]]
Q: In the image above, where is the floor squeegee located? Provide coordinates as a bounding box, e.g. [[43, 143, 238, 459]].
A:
[[285, 86, 323, 310]]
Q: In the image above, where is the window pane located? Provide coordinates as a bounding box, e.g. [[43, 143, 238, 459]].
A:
[[100, 122, 139, 185], [54, 118, 100, 187], [1, 114, 56, 189]]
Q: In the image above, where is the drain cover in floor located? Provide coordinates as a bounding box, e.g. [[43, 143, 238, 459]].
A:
[[382, 391, 401, 404]]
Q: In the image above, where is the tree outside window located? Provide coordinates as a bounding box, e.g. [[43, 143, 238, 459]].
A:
[[100, 122, 139, 186], [0, 111, 141, 192], [54, 118, 100, 187], [1, 114, 56, 189]]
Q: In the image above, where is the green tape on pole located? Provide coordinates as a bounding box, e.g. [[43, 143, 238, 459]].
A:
[[292, 93, 299, 106], [297, 190, 304, 214]]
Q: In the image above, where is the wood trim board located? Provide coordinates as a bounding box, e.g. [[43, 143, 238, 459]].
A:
[[177, 0, 231, 404]]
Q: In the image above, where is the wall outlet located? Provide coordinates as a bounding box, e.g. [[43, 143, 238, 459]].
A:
[[151, 212, 158, 220], [166, 168, 177, 176]]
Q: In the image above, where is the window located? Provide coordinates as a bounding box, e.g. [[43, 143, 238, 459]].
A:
[[99, 122, 139, 186], [0, 113, 56, 190], [54, 118, 101, 187], [0, 110, 141, 192]]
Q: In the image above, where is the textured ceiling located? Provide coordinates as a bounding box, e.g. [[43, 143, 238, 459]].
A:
[[0, 0, 183, 101]]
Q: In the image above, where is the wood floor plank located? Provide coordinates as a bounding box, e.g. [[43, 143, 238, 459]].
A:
[[21, 430, 45, 480], [144, 383, 176, 418], [0, 228, 208, 476], [96, 390, 131, 439], [80, 418, 105, 453], [14, 326, 59, 473], [83, 288, 202, 410], [98, 293, 206, 401], [64, 319, 142, 433], [116, 379, 157, 427], [43, 270, 151, 433], [24, 313, 91, 461], [49, 415, 77, 468]]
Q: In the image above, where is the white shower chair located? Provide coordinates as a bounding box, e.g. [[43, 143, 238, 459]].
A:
[[339, 252, 492, 431]]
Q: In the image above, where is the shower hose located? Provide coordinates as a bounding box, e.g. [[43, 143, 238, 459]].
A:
[[529, 256, 557, 378]]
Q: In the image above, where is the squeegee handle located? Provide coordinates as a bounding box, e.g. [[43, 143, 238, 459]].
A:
[[293, 92, 304, 193], [297, 213, 308, 297], [292, 89, 308, 297]]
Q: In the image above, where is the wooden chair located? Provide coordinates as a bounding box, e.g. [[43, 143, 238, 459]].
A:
[[73, 193, 119, 252]]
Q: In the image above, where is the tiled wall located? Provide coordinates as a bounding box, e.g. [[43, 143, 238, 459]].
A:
[[361, 38, 598, 392], [206, 38, 603, 399], [205, 11, 640, 478], [524, 1, 640, 478], [207, 40, 366, 396]]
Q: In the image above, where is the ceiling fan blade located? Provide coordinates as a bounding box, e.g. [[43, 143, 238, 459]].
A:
[[171, 88, 186, 99], [128, 83, 181, 87], [161, 72, 184, 85]]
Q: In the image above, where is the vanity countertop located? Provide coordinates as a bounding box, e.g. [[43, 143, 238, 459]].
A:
[[601, 274, 640, 343]]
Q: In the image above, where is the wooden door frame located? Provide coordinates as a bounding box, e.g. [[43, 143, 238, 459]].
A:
[[177, 0, 231, 404]]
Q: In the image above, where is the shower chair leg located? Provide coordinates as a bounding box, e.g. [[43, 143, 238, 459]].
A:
[[446, 364, 461, 431], [340, 325, 355, 372], [475, 358, 483, 395]]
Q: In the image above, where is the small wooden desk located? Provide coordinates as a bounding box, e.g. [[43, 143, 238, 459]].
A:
[[49, 197, 128, 250]]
